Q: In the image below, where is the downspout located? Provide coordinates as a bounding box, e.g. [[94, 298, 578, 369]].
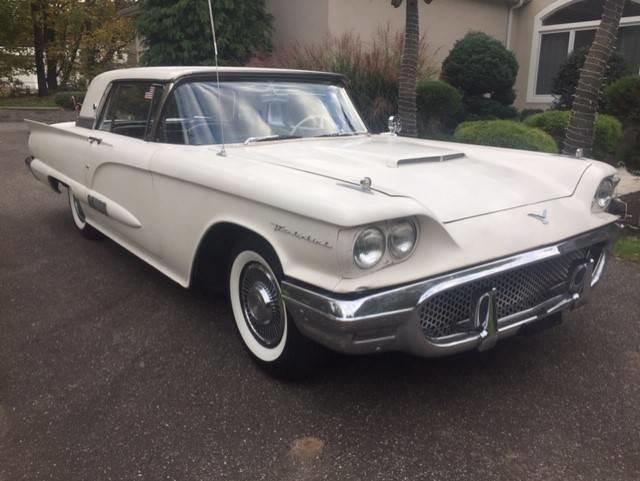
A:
[[506, 0, 529, 49]]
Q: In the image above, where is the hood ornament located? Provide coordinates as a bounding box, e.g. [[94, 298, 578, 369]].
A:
[[528, 209, 549, 224], [360, 177, 372, 192], [387, 116, 401, 135]]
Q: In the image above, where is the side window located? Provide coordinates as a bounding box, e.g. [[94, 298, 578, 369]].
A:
[[156, 93, 188, 145], [97, 82, 155, 140]]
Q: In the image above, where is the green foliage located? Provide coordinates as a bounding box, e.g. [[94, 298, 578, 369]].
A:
[[552, 47, 628, 110], [0, 95, 56, 107], [53, 91, 86, 110], [463, 96, 519, 121], [249, 28, 438, 132], [520, 109, 545, 121], [453, 120, 558, 153], [442, 32, 518, 96], [616, 126, 640, 172], [524, 110, 623, 161], [441, 32, 518, 120], [136, 0, 273, 66], [605, 75, 640, 126], [613, 236, 640, 262], [416, 80, 463, 136], [0, 0, 33, 88]]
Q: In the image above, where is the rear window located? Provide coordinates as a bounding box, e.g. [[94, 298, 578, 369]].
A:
[[98, 82, 156, 140]]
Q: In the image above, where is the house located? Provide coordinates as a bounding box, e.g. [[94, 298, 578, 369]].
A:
[[266, 0, 640, 109]]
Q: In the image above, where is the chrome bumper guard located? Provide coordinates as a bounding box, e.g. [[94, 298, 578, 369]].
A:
[[282, 224, 619, 357]]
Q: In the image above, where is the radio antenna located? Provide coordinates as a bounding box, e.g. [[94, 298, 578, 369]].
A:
[[207, 0, 226, 157]]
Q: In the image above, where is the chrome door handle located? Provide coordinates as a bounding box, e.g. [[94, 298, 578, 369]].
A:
[[87, 136, 103, 144]]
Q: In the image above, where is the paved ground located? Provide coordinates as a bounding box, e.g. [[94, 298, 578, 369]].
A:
[[1, 122, 639, 481]]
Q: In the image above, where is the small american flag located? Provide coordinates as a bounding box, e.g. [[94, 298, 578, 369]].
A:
[[144, 85, 155, 100]]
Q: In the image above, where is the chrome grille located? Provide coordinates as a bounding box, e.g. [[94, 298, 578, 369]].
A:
[[418, 248, 592, 339]]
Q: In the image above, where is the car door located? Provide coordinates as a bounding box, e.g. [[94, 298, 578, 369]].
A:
[[84, 81, 163, 258]]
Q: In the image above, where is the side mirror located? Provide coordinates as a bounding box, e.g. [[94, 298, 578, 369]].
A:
[[388, 115, 401, 135]]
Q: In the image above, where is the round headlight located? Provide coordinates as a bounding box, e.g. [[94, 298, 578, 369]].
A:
[[353, 227, 385, 269], [594, 177, 617, 210], [388, 220, 417, 259]]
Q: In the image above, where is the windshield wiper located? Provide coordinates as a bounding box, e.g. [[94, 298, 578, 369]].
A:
[[311, 132, 367, 138], [244, 134, 302, 145]]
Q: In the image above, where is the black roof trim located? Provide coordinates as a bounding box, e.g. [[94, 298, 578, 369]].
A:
[[174, 70, 347, 85]]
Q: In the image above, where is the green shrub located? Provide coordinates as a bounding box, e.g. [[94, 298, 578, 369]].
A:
[[441, 32, 519, 120], [605, 75, 640, 126], [520, 108, 544, 121], [416, 79, 463, 136], [53, 91, 86, 110], [463, 96, 519, 121], [524, 110, 623, 161], [616, 126, 640, 172], [552, 47, 628, 110], [442, 32, 518, 97], [453, 120, 558, 153]]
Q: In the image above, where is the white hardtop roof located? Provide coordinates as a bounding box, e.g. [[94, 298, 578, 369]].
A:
[[79, 66, 344, 121], [92, 66, 340, 82]]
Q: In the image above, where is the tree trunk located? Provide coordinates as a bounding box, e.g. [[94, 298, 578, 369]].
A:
[[563, 0, 625, 157], [46, 23, 58, 91], [398, 0, 419, 137], [30, 0, 48, 97]]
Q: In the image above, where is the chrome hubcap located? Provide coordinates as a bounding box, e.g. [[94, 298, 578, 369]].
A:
[[240, 262, 285, 347]]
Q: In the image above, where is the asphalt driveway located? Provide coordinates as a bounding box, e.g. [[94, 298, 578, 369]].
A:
[[1, 121, 639, 481]]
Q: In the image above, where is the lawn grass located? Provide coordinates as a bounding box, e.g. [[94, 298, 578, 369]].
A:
[[0, 95, 57, 108], [614, 235, 640, 262]]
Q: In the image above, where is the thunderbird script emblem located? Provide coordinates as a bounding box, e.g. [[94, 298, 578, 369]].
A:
[[528, 209, 549, 224]]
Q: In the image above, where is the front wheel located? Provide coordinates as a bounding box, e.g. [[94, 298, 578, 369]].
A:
[[228, 242, 325, 379], [68, 188, 102, 240]]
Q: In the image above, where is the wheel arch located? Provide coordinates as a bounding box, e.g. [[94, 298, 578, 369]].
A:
[[189, 221, 284, 292]]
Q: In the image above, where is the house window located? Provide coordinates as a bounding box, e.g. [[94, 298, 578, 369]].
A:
[[532, 0, 640, 100]]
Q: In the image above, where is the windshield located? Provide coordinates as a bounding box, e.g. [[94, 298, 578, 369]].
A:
[[157, 80, 368, 145]]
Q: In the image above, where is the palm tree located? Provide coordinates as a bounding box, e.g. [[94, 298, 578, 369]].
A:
[[392, 0, 432, 137], [563, 0, 625, 156]]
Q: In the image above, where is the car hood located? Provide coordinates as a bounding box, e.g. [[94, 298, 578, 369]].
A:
[[234, 134, 590, 223]]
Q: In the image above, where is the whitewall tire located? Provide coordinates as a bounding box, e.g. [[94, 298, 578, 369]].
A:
[[229, 250, 288, 362], [68, 188, 102, 240], [227, 241, 326, 379]]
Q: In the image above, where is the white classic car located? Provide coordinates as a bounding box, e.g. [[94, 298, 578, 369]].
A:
[[26, 66, 621, 377]]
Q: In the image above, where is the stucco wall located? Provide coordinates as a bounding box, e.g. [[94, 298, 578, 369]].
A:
[[267, 0, 330, 48], [511, 0, 556, 109], [265, 0, 559, 109], [327, 0, 510, 66]]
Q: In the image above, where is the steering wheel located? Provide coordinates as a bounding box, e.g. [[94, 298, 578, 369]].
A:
[[289, 115, 332, 136]]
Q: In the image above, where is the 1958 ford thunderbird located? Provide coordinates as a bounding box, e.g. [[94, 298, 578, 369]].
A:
[[25, 66, 621, 377]]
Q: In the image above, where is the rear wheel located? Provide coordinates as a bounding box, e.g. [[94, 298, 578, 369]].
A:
[[68, 188, 102, 240], [228, 241, 325, 379]]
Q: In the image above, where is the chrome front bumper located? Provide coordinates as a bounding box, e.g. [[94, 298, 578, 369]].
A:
[[282, 224, 619, 357]]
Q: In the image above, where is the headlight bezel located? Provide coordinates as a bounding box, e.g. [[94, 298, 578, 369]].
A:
[[592, 175, 620, 212], [350, 217, 420, 271], [388, 219, 419, 260], [353, 226, 386, 269]]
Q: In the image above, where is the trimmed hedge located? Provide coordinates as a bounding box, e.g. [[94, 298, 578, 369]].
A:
[[616, 126, 640, 172], [453, 120, 558, 153], [524, 110, 623, 161], [605, 75, 640, 126], [416, 79, 463, 136], [54, 91, 86, 110], [441, 32, 518, 98]]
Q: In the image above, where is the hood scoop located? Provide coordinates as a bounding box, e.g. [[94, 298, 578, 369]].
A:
[[389, 151, 465, 167]]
